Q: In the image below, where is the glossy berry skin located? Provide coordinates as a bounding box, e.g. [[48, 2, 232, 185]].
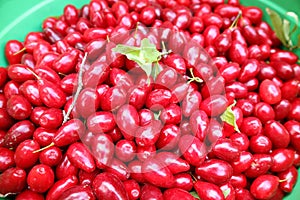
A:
[[14, 139, 40, 169], [5, 40, 24, 65], [54, 119, 84, 147], [66, 142, 96, 173], [278, 166, 298, 193], [0, 147, 15, 172], [179, 134, 206, 166], [20, 80, 43, 106], [33, 127, 55, 147], [249, 135, 272, 154], [55, 155, 78, 180], [140, 184, 163, 200], [27, 164, 55, 193], [250, 175, 279, 199], [57, 185, 96, 200], [229, 41, 248, 65], [231, 151, 253, 174], [87, 111, 116, 134], [39, 146, 63, 167], [212, 138, 240, 162], [259, 79, 281, 104], [142, 156, 175, 188], [91, 133, 115, 168], [7, 64, 35, 82], [240, 117, 262, 137], [0, 67, 8, 87], [6, 94, 32, 120], [156, 124, 181, 150], [156, 152, 190, 174], [115, 139, 136, 162], [194, 181, 225, 200], [15, 189, 44, 200], [0, 167, 27, 195], [38, 79, 67, 109], [285, 120, 300, 152], [195, 159, 233, 185], [104, 158, 130, 181], [163, 188, 195, 200], [4, 120, 35, 149], [270, 148, 295, 172], [46, 175, 78, 200], [245, 154, 273, 178], [135, 119, 162, 147], [173, 173, 193, 191], [116, 104, 140, 140], [0, 108, 14, 130], [39, 108, 63, 129], [92, 172, 129, 200], [254, 102, 275, 123], [264, 120, 290, 148], [123, 179, 141, 200]]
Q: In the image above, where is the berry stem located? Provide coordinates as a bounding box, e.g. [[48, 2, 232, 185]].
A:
[[229, 10, 242, 29], [13, 47, 26, 55], [33, 142, 54, 153], [26, 67, 41, 80], [187, 68, 203, 84]]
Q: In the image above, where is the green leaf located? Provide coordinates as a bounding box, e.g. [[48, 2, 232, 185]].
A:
[[140, 63, 153, 77], [153, 110, 161, 120], [223, 188, 231, 198], [282, 19, 293, 48], [190, 191, 200, 199], [286, 12, 299, 36], [112, 38, 165, 78], [140, 38, 162, 64], [297, 34, 300, 48], [266, 8, 288, 46], [220, 100, 240, 133], [151, 62, 163, 80]]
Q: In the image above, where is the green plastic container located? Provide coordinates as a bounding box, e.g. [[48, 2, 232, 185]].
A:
[[0, 0, 299, 199]]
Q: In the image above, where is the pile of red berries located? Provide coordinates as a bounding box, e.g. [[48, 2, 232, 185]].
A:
[[0, 0, 300, 199]]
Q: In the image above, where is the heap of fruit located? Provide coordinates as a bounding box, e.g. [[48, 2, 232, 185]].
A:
[[0, 0, 300, 199]]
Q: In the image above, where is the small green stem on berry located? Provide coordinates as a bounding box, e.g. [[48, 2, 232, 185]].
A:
[[251, 162, 258, 168], [0, 192, 15, 198], [26, 67, 41, 80], [33, 142, 54, 153], [189, 172, 198, 182], [229, 10, 242, 29], [187, 68, 203, 84], [13, 47, 26, 55], [106, 35, 110, 43], [134, 22, 140, 39], [58, 72, 67, 77], [279, 175, 293, 183], [161, 41, 171, 59]]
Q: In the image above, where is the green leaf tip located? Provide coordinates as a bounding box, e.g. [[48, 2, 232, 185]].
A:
[[189, 191, 200, 199], [220, 100, 240, 133], [223, 188, 231, 198]]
